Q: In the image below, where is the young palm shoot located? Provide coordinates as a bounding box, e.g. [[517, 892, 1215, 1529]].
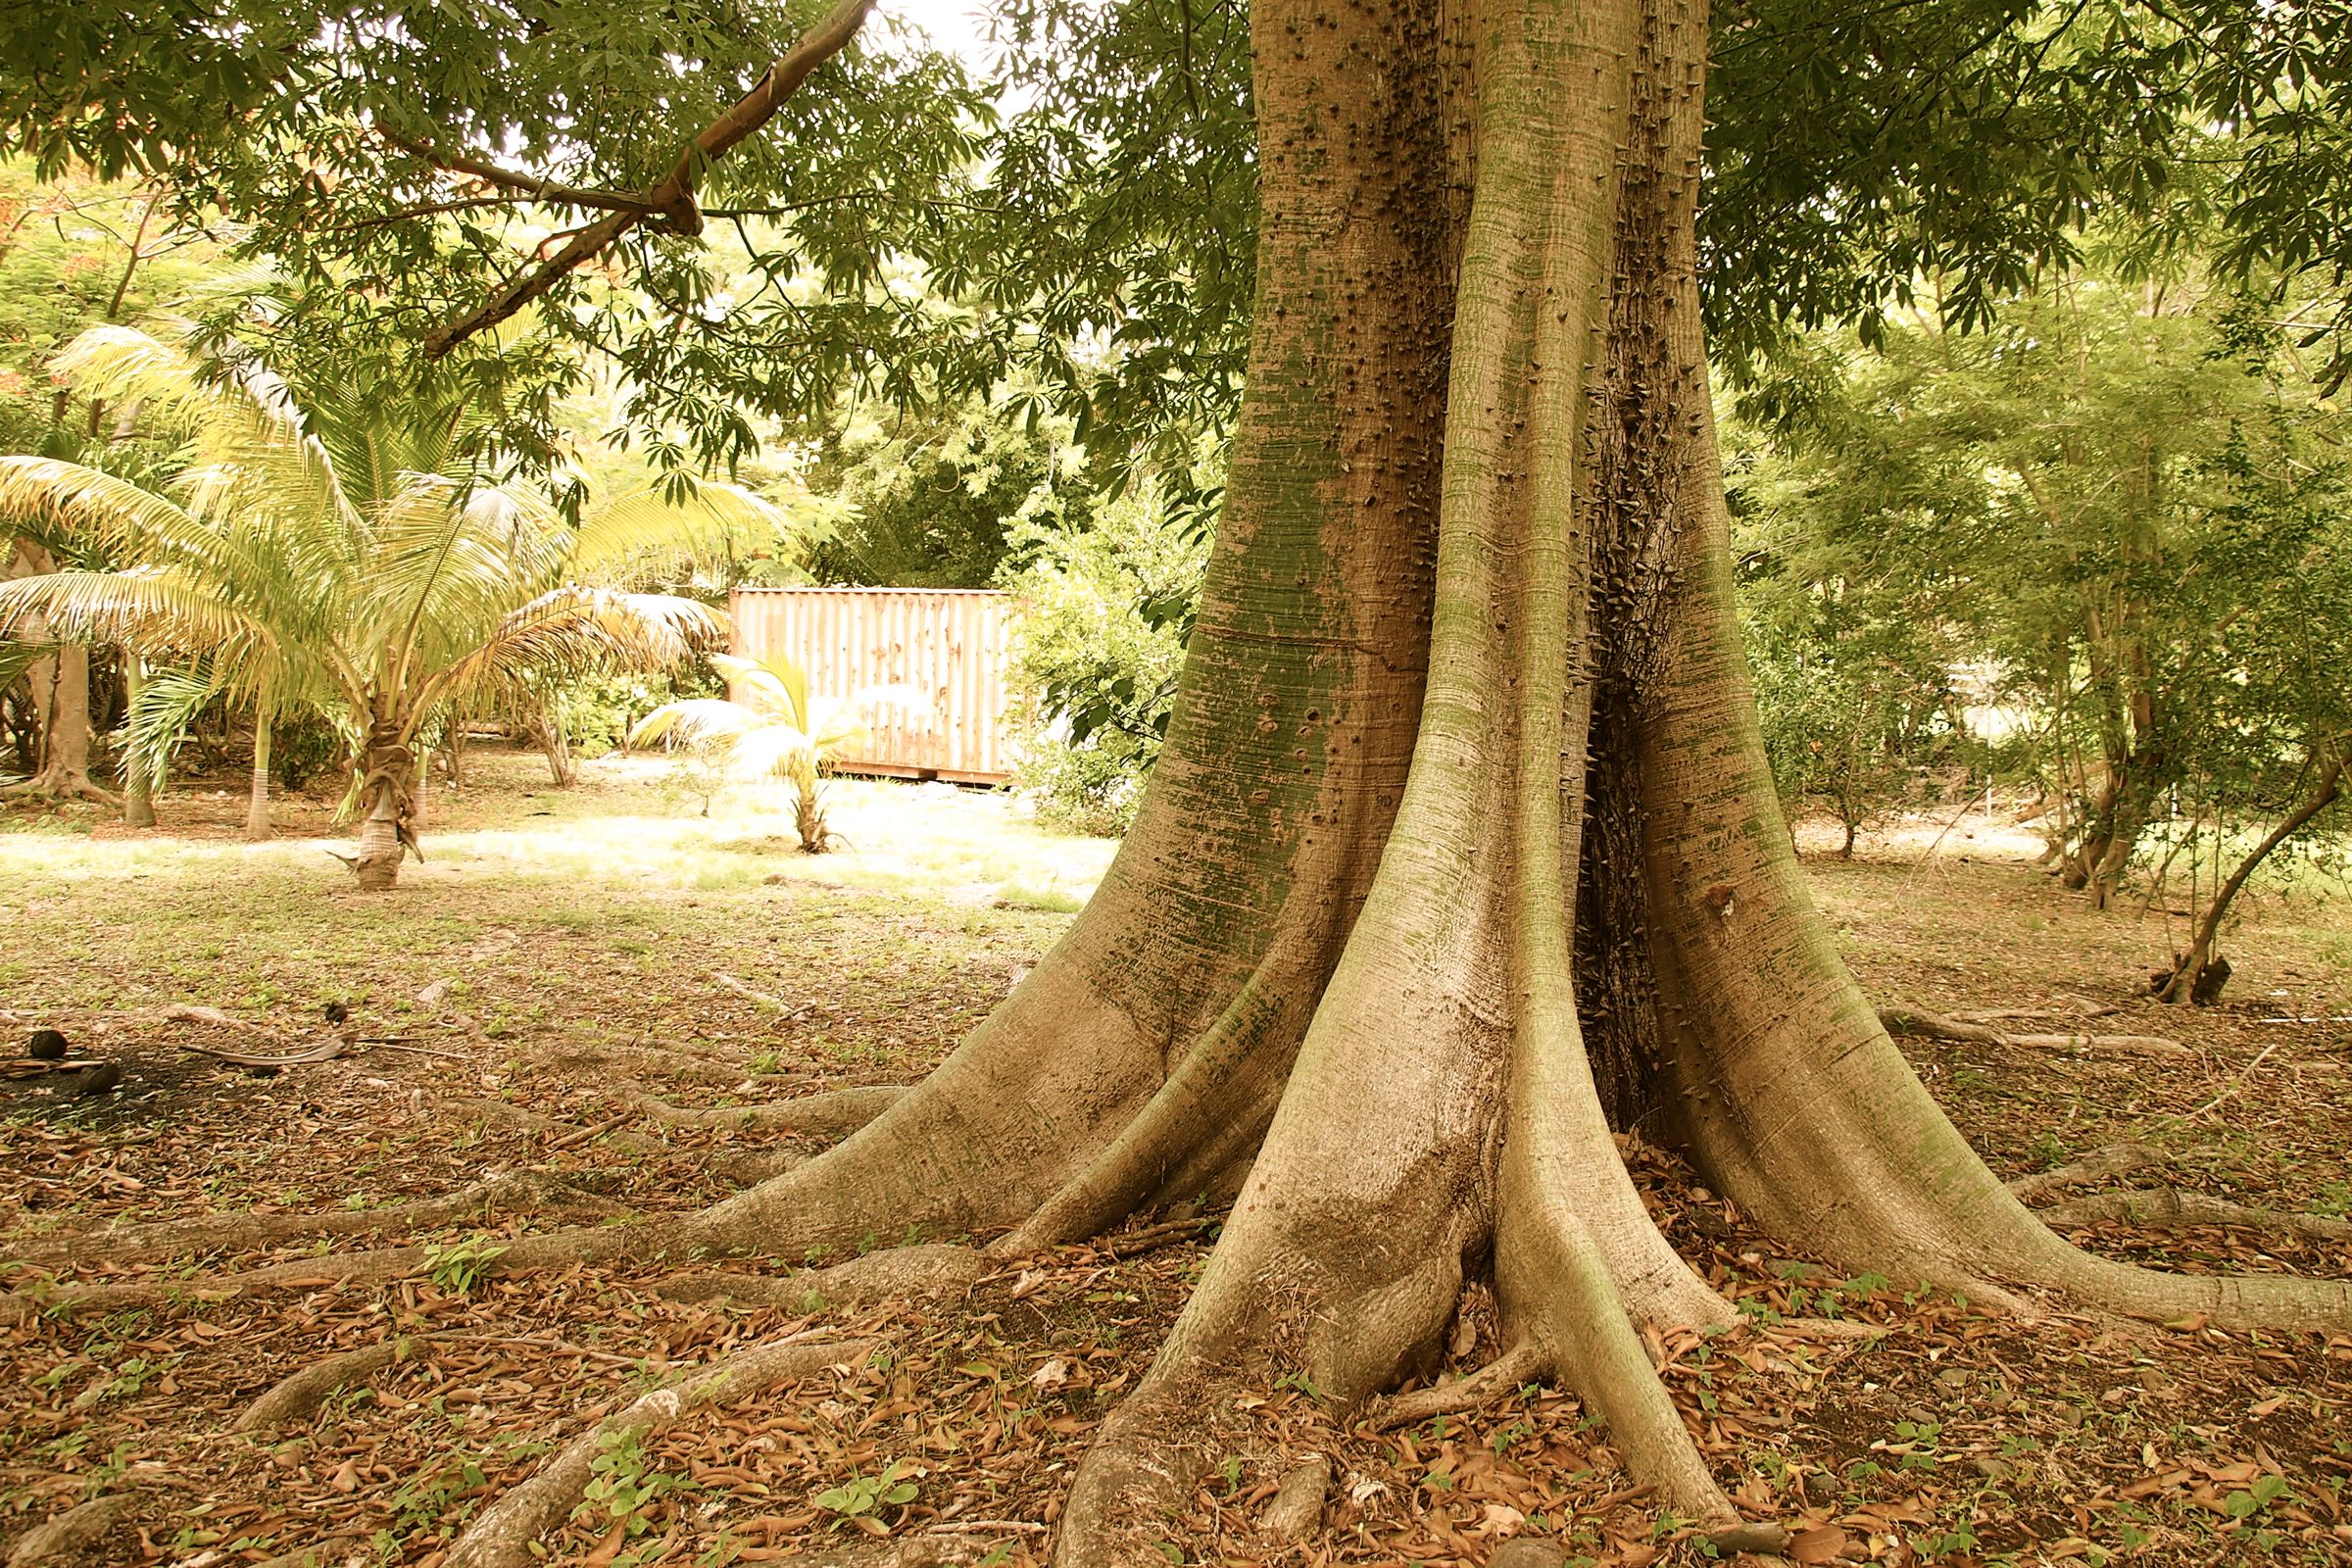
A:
[[628, 652, 883, 853]]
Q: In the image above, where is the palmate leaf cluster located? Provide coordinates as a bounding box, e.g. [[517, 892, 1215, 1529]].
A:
[[3, 0, 1001, 473], [628, 649, 889, 850], [0, 323, 769, 795], [14, 0, 2352, 481]]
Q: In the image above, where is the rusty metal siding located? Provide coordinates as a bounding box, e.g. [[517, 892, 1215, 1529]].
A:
[[728, 587, 1013, 784]]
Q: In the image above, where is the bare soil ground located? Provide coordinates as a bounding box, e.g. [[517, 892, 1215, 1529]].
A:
[[3, 756, 2350, 1568]]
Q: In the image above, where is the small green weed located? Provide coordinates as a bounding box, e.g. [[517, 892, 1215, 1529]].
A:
[[422, 1236, 509, 1295], [813, 1459, 919, 1529]]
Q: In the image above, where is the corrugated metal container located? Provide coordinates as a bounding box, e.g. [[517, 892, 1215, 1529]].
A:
[[729, 587, 1014, 784]]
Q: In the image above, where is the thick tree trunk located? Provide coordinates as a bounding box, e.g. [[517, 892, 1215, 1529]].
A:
[[40, 1, 2344, 1558], [618, 0, 2352, 1557]]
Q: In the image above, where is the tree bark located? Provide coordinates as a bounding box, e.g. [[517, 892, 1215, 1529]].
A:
[[1, 540, 117, 806], [120, 656, 156, 827], [538, 711, 574, 787], [243, 694, 274, 841], [350, 717, 416, 891], [394, 0, 2344, 1556]]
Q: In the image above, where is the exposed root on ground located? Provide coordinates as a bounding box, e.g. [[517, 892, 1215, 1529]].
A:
[[0, 771, 119, 808], [657, 1243, 989, 1309], [525, 1039, 745, 1087], [2007, 1143, 2163, 1201], [18, 1171, 632, 1266], [2035, 1187, 2352, 1243], [437, 1094, 668, 1156], [1879, 1005, 2187, 1057], [232, 1335, 426, 1432], [630, 1083, 906, 1137], [4, 1494, 135, 1568], [2, 1222, 658, 1323], [2005, 1032, 2191, 1058], [714, 1147, 808, 1185], [1260, 1452, 1331, 1544], [442, 1330, 877, 1568], [1369, 1342, 1549, 1431], [1876, 1005, 2006, 1045]]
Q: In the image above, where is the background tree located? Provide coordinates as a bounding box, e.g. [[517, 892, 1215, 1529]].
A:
[[0, 170, 224, 808], [0, 324, 752, 873], [1740, 250, 2351, 993], [1003, 480, 1206, 834], [799, 393, 1076, 588]]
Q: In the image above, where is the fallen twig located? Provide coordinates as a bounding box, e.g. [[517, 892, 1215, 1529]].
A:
[[712, 970, 815, 1019], [179, 1038, 349, 1067], [2159, 1042, 2282, 1130]]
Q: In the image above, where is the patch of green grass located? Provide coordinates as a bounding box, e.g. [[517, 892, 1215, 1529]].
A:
[[995, 882, 1085, 913]]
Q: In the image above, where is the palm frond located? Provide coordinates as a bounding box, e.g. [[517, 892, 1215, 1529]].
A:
[[0, 638, 58, 694], [569, 478, 790, 587], [726, 721, 823, 783], [420, 588, 721, 718], [626, 698, 763, 750], [122, 664, 225, 796], [710, 651, 813, 729], [0, 570, 282, 702], [0, 456, 204, 554], [56, 325, 359, 551]]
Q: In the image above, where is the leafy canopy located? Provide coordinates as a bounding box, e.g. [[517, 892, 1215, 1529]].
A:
[[13, 0, 2350, 472]]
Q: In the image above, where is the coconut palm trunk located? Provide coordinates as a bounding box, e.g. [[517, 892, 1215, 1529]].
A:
[[351, 717, 416, 891], [243, 690, 273, 840]]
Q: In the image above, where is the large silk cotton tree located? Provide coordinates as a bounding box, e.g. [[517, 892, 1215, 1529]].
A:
[[673, 0, 2351, 1553], [9, 1, 2352, 1563]]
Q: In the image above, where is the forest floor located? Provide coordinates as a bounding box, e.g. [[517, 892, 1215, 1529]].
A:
[[3, 752, 2351, 1568]]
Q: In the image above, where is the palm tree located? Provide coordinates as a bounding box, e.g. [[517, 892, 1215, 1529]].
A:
[[627, 651, 877, 852], [0, 324, 775, 885]]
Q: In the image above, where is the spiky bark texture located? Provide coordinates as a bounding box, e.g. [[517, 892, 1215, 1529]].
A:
[[659, 1, 2352, 1556], [78, 0, 2343, 1559]]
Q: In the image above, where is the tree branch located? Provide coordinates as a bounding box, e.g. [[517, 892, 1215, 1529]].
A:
[[419, 0, 875, 360], [378, 132, 663, 215]]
